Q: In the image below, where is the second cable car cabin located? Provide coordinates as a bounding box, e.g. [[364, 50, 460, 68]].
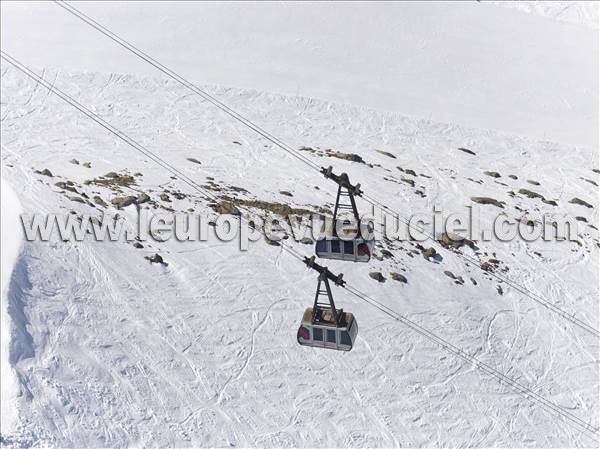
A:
[[315, 238, 373, 263], [297, 307, 357, 351], [315, 167, 374, 263], [297, 257, 357, 351]]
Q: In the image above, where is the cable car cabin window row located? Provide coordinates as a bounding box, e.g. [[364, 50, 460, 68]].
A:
[[314, 238, 374, 263]]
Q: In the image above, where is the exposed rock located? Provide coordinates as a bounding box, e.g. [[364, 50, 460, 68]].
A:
[[237, 198, 313, 217], [82, 162, 92, 168], [422, 247, 437, 260], [401, 178, 415, 187], [265, 236, 281, 246], [55, 181, 78, 193], [439, 232, 475, 250], [569, 197, 593, 208], [67, 195, 86, 204], [444, 270, 464, 284], [484, 171, 501, 178], [471, 197, 504, 208], [526, 179, 541, 186], [145, 253, 166, 265], [518, 188, 544, 200], [279, 191, 293, 197], [390, 272, 407, 283], [369, 271, 385, 282], [89, 172, 136, 190], [326, 150, 364, 163], [542, 199, 558, 206], [211, 200, 241, 215], [380, 249, 394, 259], [575, 216, 588, 223], [187, 158, 201, 164], [300, 147, 365, 164], [69, 159, 79, 165], [397, 167, 417, 177], [376, 150, 396, 159], [133, 242, 144, 249], [159, 193, 171, 202], [226, 186, 248, 195], [136, 193, 151, 204], [457, 147, 476, 155], [508, 174, 518, 180], [93, 196, 108, 207], [37, 168, 53, 177], [496, 285, 504, 295], [111, 196, 137, 209], [481, 259, 501, 272]]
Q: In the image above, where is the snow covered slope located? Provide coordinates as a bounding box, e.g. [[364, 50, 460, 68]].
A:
[[1, 178, 24, 436], [0, 64, 598, 447], [1, 1, 597, 148]]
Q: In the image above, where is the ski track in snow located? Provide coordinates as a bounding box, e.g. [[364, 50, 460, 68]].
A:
[[0, 67, 598, 447]]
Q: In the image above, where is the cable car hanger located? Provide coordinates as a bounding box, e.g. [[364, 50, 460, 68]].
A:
[[316, 167, 374, 263], [303, 255, 345, 325], [320, 165, 363, 226]]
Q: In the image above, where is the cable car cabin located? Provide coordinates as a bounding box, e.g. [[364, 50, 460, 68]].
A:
[[297, 307, 358, 351], [315, 238, 374, 263]]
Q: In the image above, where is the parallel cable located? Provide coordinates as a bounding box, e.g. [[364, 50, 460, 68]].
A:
[[2, 49, 597, 441], [53, 0, 599, 338]]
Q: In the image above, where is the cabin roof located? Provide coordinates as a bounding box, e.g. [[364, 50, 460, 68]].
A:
[[301, 307, 354, 328]]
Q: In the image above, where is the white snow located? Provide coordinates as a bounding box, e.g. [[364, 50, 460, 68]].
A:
[[1, 177, 23, 434], [0, 2, 598, 447], [1, 1, 597, 148], [491, 1, 599, 29]]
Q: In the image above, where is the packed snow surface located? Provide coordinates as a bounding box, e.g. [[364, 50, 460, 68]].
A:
[[0, 2, 598, 448], [1, 1, 597, 148]]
